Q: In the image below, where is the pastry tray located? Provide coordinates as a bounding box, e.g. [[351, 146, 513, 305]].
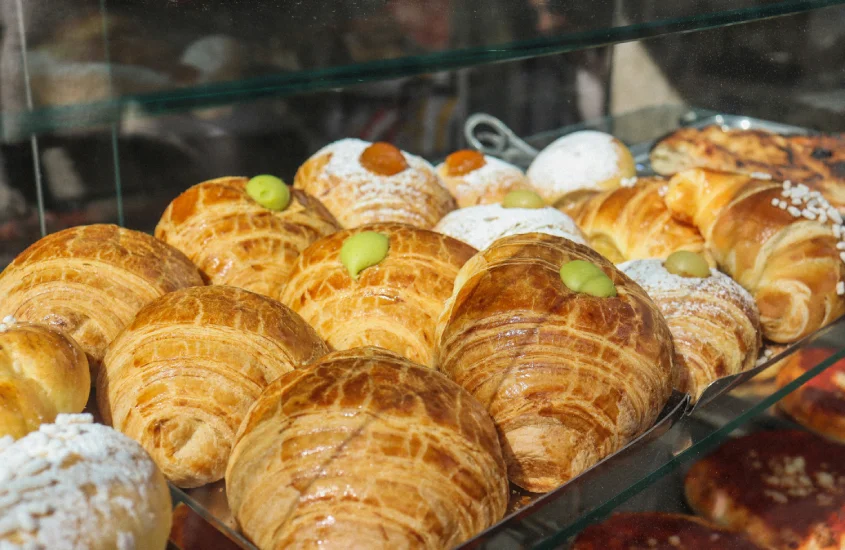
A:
[[169, 109, 841, 549]]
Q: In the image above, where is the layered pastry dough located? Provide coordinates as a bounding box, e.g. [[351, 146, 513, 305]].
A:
[[155, 176, 339, 298], [620, 259, 761, 401], [527, 130, 636, 204], [293, 139, 456, 229], [281, 223, 475, 367], [435, 233, 675, 492], [686, 430, 845, 550], [436, 150, 531, 208], [0, 224, 203, 373], [558, 178, 713, 265], [777, 348, 845, 443], [0, 414, 172, 550], [0, 320, 90, 439], [573, 513, 762, 550], [434, 203, 587, 252], [99, 285, 328, 488], [665, 169, 845, 343], [226, 346, 508, 550], [650, 125, 845, 212]]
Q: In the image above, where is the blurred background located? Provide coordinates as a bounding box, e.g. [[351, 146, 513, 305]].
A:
[[0, 0, 844, 263]]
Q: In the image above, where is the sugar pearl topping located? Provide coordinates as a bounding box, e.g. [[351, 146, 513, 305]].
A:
[[0, 414, 161, 549], [772, 180, 845, 293], [434, 204, 586, 251]]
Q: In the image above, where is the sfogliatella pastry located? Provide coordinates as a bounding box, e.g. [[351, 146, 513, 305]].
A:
[[226, 347, 508, 550], [665, 169, 845, 343], [0, 414, 172, 550], [686, 430, 845, 550], [777, 348, 845, 443], [99, 285, 328, 488], [436, 233, 674, 492], [434, 195, 587, 252], [527, 130, 636, 204], [558, 177, 713, 265], [573, 512, 762, 550], [620, 255, 761, 401], [0, 319, 90, 439], [155, 176, 339, 299], [435, 149, 531, 208], [294, 139, 456, 229], [650, 125, 845, 212], [281, 222, 475, 367], [0, 224, 203, 373]]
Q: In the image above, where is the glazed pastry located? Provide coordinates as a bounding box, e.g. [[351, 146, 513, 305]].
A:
[[293, 139, 456, 229], [281, 223, 475, 367], [685, 430, 845, 550], [99, 285, 328, 488], [0, 224, 203, 373], [435, 149, 531, 208], [0, 319, 90, 439], [435, 233, 674, 492], [777, 348, 845, 443], [558, 178, 713, 265], [573, 512, 762, 550], [155, 176, 339, 299], [0, 414, 172, 550], [620, 258, 761, 401], [650, 125, 845, 212], [664, 169, 845, 343], [226, 346, 508, 550], [527, 130, 636, 204], [434, 203, 587, 251]]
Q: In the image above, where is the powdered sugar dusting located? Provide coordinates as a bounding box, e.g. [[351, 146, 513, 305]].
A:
[[527, 130, 622, 197], [619, 259, 756, 312], [434, 204, 586, 251], [436, 155, 525, 199], [0, 414, 162, 548]]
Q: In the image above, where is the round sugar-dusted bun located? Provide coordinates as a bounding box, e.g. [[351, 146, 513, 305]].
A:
[[527, 130, 636, 204], [293, 139, 456, 229], [436, 149, 532, 208], [0, 414, 172, 550]]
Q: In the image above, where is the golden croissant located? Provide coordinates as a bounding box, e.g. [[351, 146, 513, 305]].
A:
[[226, 346, 508, 550], [155, 177, 339, 298], [664, 169, 845, 343], [0, 224, 203, 374], [619, 259, 761, 401], [293, 139, 456, 229], [281, 222, 476, 367], [99, 285, 328, 488], [557, 178, 713, 265], [436, 233, 675, 492], [0, 322, 90, 439]]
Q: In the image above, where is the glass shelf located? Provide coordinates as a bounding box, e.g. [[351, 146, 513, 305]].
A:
[[3, 0, 845, 138]]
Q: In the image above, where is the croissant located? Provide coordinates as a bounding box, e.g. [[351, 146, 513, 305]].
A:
[[280, 222, 476, 367], [0, 414, 173, 550], [557, 178, 713, 265], [155, 176, 340, 298], [435, 149, 531, 208], [293, 139, 456, 229], [0, 224, 203, 374], [664, 169, 845, 343], [0, 320, 90, 439], [619, 259, 761, 401], [435, 233, 674, 492], [226, 346, 508, 550], [98, 285, 328, 488]]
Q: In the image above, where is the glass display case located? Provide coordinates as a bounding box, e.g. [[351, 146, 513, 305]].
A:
[[3, 2, 845, 549]]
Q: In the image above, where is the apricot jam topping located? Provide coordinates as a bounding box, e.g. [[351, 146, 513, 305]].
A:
[[445, 149, 486, 176], [359, 142, 409, 176]]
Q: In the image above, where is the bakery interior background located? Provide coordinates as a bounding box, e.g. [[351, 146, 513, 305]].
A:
[[0, 0, 844, 264]]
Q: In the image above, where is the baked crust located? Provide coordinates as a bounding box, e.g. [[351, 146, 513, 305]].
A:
[[778, 348, 845, 444], [226, 346, 508, 550]]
